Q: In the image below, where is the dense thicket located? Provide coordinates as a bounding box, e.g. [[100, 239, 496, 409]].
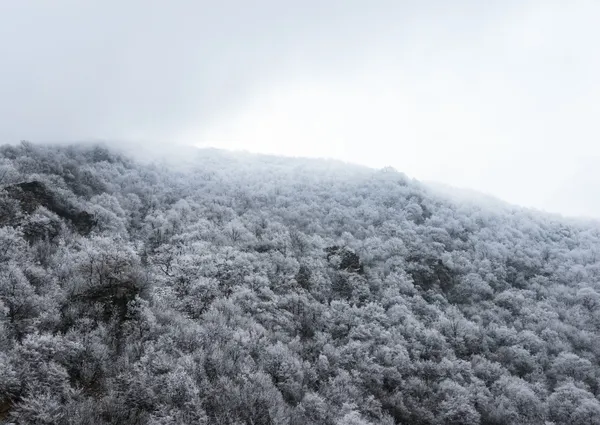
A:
[[1, 141, 600, 425]]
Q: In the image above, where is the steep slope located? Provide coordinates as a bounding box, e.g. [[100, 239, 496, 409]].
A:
[[2, 181, 95, 235], [1, 141, 600, 425]]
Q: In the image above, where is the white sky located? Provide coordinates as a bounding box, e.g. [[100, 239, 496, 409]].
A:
[[1, 1, 599, 218]]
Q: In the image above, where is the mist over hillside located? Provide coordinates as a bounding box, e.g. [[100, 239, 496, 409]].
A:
[[1, 142, 600, 425]]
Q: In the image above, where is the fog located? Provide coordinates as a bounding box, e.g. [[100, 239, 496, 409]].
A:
[[1, 1, 599, 218]]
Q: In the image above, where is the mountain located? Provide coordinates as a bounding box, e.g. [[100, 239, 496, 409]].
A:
[[1, 141, 600, 425]]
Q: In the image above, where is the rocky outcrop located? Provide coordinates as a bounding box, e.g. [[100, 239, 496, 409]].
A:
[[325, 245, 364, 274], [2, 181, 95, 235]]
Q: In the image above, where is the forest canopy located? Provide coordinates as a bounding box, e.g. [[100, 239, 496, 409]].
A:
[[1, 142, 600, 425]]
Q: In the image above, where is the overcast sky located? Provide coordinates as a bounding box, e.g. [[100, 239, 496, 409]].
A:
[[1, 1, 599, 218]]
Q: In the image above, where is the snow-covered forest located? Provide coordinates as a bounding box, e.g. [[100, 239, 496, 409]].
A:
[[1, 142, 600, 425]]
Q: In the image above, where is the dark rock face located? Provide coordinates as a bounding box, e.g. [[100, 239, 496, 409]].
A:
[[3, 181, 96, 235], [406, 256, 456, 291], [325, 245, 364, 274]]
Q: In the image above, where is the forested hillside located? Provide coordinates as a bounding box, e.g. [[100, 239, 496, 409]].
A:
[[1, 142, 600, 425]]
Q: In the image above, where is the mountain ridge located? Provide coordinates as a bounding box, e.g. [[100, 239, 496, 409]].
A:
[[1, 141, 600, 424]]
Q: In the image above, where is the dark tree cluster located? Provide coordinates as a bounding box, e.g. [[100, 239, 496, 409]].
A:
[[1, 141, 600, 425]]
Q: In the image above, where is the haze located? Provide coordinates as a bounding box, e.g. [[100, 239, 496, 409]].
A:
[[1, 1, 599, 218]]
